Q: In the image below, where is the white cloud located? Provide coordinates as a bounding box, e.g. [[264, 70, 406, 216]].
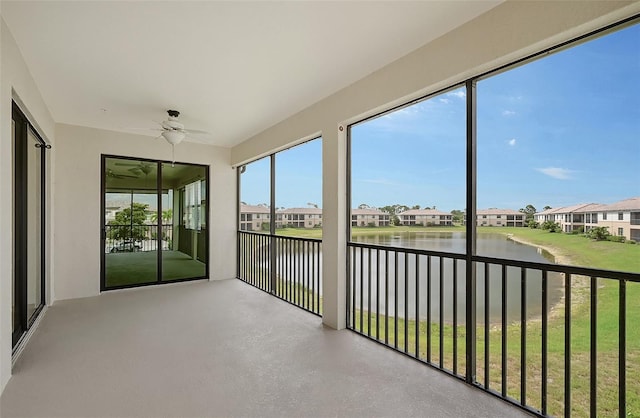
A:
[[446, 90, 466, 99], [536, 167, 575, 180], [502, 110, 516, 116], [508, 138, 516, 146], [439, 98, 451, 104]]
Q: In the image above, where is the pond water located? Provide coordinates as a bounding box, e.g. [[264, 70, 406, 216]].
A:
[[350, 231, 563, 324], [273, 231, 563, 324]]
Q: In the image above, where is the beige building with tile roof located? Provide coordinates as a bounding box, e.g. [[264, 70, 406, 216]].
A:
[[277, 207, 323, 228], [239, 204, 271, 232], [398, 209, 452, 226], [351, 208, 390, 227], [534, 197, 640, 241], [473, 209, 525, 227]]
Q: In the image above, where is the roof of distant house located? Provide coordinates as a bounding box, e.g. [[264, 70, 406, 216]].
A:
[[277, 207, 323, 214], [597, 197, 640, 212], [352, 208, 386, 215], [398, 209, 449, 216], [476, 208, 522, 216], [240, 204, 270, 214], [536, 203, 597, 215]]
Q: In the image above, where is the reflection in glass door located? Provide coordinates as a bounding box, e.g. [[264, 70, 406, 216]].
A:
[[103, 158, 158, 287], [161, 163, 207, 281], [102, 156, 208, 290], [13, 101, 47, 348]]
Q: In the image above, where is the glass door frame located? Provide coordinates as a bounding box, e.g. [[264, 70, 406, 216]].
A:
[[100, 154, 210, 291], [12, 101, 48, 349]]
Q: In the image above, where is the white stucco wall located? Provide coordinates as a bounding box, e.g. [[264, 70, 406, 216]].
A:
[[0, 16, 56, 393], [53, 124, 236, 301], [229, 1, 640, 329]]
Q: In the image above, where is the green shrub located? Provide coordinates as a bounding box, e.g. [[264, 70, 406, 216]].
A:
[[628, 240, 637, 245], [541, 220, 561, 233], [587, 226, 611, 241]]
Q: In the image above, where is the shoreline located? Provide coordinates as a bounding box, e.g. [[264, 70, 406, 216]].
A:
[[504, 233, 573, 266], [504, 232, 588, 322]]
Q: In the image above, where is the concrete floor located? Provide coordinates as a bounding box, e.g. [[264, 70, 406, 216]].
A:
[[1, 279, 532, 418]]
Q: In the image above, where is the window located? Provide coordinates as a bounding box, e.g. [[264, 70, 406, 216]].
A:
[[183, 180, 203, 230], [618, 212, 624, 221], [618, 227, 624, 236], [603, 213, 608, 220]]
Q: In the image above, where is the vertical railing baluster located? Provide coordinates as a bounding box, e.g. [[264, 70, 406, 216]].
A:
[[368, 248, 372, 337], [542, 270, 548, 416], [521, 267, 527, 406], [453, 259, 458, 374], [590, 276, 597, 418], [317, 241, 320, 314], [415, 254, 420, 358], [427, 255, 432, 363], [297, 240, 301, 306], [251, 234, 255, 285], [484, 262, 490, 389], [304, 241, 311, 309], [311, 241, 315, 313], [404, 252, 409, 354], [385, 250, 389, 345], [360, 246, 364, 333], [620, 279, 626, 418], [565, 273, 572, 418], [287, 239, 291, 302], [394, 251, 399, 350], [376, 249, 380, 340], [352, 246, 357, 329], [501, 264, 507, 398], [439, 257, 444, 369]]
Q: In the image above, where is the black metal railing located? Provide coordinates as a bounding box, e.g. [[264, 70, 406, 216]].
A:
[[104, 224, 173, 253], [347, 241, 639, 418], [237, 231, 322, 316]]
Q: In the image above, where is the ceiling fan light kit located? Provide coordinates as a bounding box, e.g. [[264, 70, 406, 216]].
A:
[[161, 129, 185, 145]]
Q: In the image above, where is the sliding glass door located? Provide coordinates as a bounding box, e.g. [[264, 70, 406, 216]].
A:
[[161, 162, 207, 281], [13, 101, 47, 348], [101, 156, 208, 290]]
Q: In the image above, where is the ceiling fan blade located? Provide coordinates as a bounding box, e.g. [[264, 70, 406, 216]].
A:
[[184, 129, 210, 135]]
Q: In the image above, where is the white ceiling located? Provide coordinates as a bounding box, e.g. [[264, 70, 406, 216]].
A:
[[2, 1, 501, 147]]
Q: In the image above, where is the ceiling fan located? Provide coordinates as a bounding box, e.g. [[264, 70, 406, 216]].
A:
[[156, 109, 209, 145], [114, 161, 154, 176], [106, 168, 139, 180]]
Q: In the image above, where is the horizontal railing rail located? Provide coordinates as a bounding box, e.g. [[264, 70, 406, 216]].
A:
[[104, 224, 173, 253], [347, 241, 639, 418], [237, 230, 322, 316]]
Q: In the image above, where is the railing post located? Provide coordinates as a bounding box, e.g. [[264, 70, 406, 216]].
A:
[[465, 79, 477, 383], [270, 154, 276, 294]]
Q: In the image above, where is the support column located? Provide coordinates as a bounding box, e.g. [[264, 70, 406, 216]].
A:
[[321, 123, 347, 330]]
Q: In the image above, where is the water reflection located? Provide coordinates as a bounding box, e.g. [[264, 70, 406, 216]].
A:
[[351, 232, 563, 324], [273, 232, 563, 324]]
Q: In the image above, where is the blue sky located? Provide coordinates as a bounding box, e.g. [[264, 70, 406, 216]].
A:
[[243, 23, 640, 212]]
